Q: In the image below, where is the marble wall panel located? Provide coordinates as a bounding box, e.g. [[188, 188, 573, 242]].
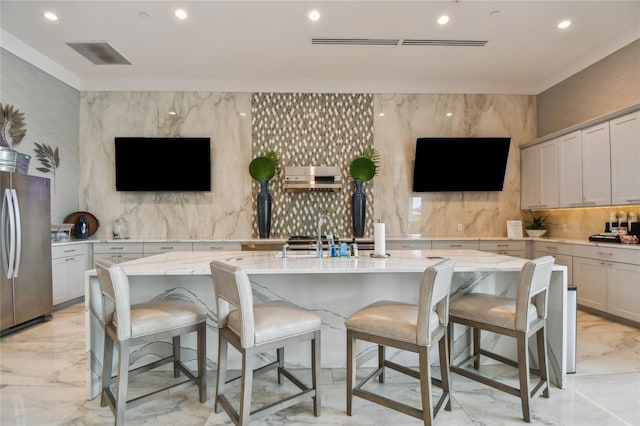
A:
[[374, 94, 537, 237], [79, 92, 252, 239]]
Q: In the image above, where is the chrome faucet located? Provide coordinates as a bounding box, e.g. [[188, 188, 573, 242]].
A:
[[316, 213, 333, 257]]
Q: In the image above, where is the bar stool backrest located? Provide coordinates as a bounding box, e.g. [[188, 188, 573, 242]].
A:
[[418, 258, 455, 346], [515, 255, 555, 332], [95, 259, 132, 341], [210, 259, 256, 348]]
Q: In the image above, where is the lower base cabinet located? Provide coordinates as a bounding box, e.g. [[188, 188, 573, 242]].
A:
[[52, 244, 90, 305], [574, 256, 640, 323]]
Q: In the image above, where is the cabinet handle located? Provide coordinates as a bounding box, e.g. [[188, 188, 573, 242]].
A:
[[497, 244, 509, 247], [544, 246, 558, 250], [208, 246, 224, 250], [64, 249, 76, 253], [110, 247, 124, 250], [582, 201, 596, 205], [627, 199, 640, 203], [401, 244, 416, 248], [569, 202, 582, 207], [450, 244, 462, 248], [160, 246, 174, 250], [597, 252, 613, 257]]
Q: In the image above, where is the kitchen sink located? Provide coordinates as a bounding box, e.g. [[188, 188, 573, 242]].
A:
[[275, 250, 321, 258]]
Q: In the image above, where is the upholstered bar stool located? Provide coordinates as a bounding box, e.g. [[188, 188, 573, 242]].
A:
[[345, 258, 455, 426], [95, 259, 207, 426], [209, 259, 322, 426], [448, 255, 555, 423]]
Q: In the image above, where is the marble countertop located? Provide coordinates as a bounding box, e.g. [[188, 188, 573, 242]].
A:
[[54, 235, 640, 250], [86, 249, 568, 277]]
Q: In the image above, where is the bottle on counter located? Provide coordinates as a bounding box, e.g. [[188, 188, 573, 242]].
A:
[[609, 211, 618, 234], [619, 211, 628, 234]]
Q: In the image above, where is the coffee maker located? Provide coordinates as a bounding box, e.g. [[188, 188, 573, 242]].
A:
[[589, 217, 640, 243]]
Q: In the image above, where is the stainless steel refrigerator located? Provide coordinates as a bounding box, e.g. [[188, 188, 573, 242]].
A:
[[0, 172, 52, 335]]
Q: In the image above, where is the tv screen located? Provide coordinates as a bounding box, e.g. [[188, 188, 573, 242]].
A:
[[115, 137, 211, 191], [412, 137, 511, 192]]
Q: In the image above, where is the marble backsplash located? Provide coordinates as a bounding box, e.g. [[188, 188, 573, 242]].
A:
[[78, 90, 631, 241]]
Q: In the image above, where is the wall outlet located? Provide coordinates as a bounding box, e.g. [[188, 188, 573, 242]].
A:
[[562, 224, 568, 232], [457, 223, 464, 231]]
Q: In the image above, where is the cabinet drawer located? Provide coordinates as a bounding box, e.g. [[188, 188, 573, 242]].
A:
[[532, 241, 572, 256], [432, 240, 479, 250], [192, 241, 242, 251], [93, 242, 144, 254], [386, 240, 432, 250], [52, 243, 89, 259], [479, 240, 526, 251], [486, 250, 527, 258], [572, 244, 639, 265], [143, 242, 193, 255]]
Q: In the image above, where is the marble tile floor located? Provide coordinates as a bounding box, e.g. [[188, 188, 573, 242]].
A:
[[1, 302, 639, 426]]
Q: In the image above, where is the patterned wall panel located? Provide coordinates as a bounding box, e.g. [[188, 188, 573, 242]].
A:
[[251, 93, 374, 239]]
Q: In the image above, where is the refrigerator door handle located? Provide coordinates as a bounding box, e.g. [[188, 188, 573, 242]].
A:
[[10, 189, 21, 278], [1, 188, 16, 279]]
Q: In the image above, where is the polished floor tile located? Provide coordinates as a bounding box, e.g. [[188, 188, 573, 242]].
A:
[[1, 303, 639, 425]]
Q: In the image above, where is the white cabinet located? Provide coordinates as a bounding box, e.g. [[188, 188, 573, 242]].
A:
[[573, 244, 640, 323], [610, 111, 640, 205], [431, 240, 479, 250], [192, 241, 243, 251], [52, 244, 90, 305], [479, 240, 526, 258], [533, 241, 573, 285], [558, 130, 583, 208], [581, 122, 611, 206], [143, 242, 193, 255], [521, 140, 558, 209], [93, 242, 144, 264], [386, 239, 432, 250]]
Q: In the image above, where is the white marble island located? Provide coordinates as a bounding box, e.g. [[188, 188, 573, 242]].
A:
[[84, 249, 569, 399]]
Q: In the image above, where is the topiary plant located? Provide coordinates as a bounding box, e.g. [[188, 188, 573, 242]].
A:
[[349, 146, 380, 181], [249, 150, 280, 181]]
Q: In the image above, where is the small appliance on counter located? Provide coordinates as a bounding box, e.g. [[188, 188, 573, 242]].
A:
[[112, 216, 130, 239], [589, 217, 640, 244]]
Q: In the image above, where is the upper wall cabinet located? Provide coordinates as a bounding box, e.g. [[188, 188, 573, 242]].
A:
[[581, 122, 612, 206], [610, 111, 640, 205], [558, 130, 583, 208], [521, 139, 558, 209]]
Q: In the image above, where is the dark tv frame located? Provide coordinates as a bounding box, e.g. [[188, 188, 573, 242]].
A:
[[115, 137, 211, 191], [412, 137, 511, 192]]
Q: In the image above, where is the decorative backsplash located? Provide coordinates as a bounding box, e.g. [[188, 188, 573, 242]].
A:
[[251, 93, 374, 239]]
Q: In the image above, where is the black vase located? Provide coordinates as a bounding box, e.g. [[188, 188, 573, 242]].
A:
[[257, 179, 272, 239], [76, 214, 89, 239], [352, 179, 366, 238]]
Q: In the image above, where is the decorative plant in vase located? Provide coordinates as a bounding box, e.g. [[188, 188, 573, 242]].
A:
[[249, 150, 280, 239], [349, 146, 380, 238], [525, 213, 549, 237]]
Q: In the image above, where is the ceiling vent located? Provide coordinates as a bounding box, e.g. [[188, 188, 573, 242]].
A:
[[312, 38, 487, 47], [66, 42, 131, 65], [401, 39, 488, 47]]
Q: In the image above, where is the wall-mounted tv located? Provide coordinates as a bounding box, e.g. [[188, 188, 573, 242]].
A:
[[115, 137, 211, 191], [412, 137, 511, 192]]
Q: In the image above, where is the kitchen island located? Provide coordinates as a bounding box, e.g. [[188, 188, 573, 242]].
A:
[[84, 249, 569, 399]]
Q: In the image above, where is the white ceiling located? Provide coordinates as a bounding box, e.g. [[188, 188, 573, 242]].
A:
[[1, 1, 639, 94]]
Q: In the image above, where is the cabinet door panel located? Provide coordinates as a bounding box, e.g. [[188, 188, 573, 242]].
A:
[[606, 262, 640, 322], [610, 111, 640, 205], [581, 122, 611, 206], [574, 257, 607, 310], [558, 131, 583, 207], [540, 140, 559, 208]]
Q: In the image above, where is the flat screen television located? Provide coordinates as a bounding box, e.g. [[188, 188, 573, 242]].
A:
[[115, 137, 211, 191], [412, 137, 511, 192]]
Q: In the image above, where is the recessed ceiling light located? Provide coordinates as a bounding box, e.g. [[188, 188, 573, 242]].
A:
[[240, 112, 247, 117], [169, 111, 177, 116], [437, 15, 450, 25], [379, 113, 385, 117], [558, 19, 571, 29], [446, 112, 453, 117], [43, 11, 58, 21], [308, 10, 320, 21], [174, 8, 188, 20]]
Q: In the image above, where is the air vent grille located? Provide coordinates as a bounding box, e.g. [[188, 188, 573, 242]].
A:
[[311, 38, 488, 47], [312, 38, 400, 46], [66, 42, 131, 65]]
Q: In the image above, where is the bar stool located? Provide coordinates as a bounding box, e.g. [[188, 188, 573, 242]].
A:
[[209, 259, 322, 426], [448, 255, 555, 423], [95, 259, 207, 426], [345, 258, 455, 426]]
